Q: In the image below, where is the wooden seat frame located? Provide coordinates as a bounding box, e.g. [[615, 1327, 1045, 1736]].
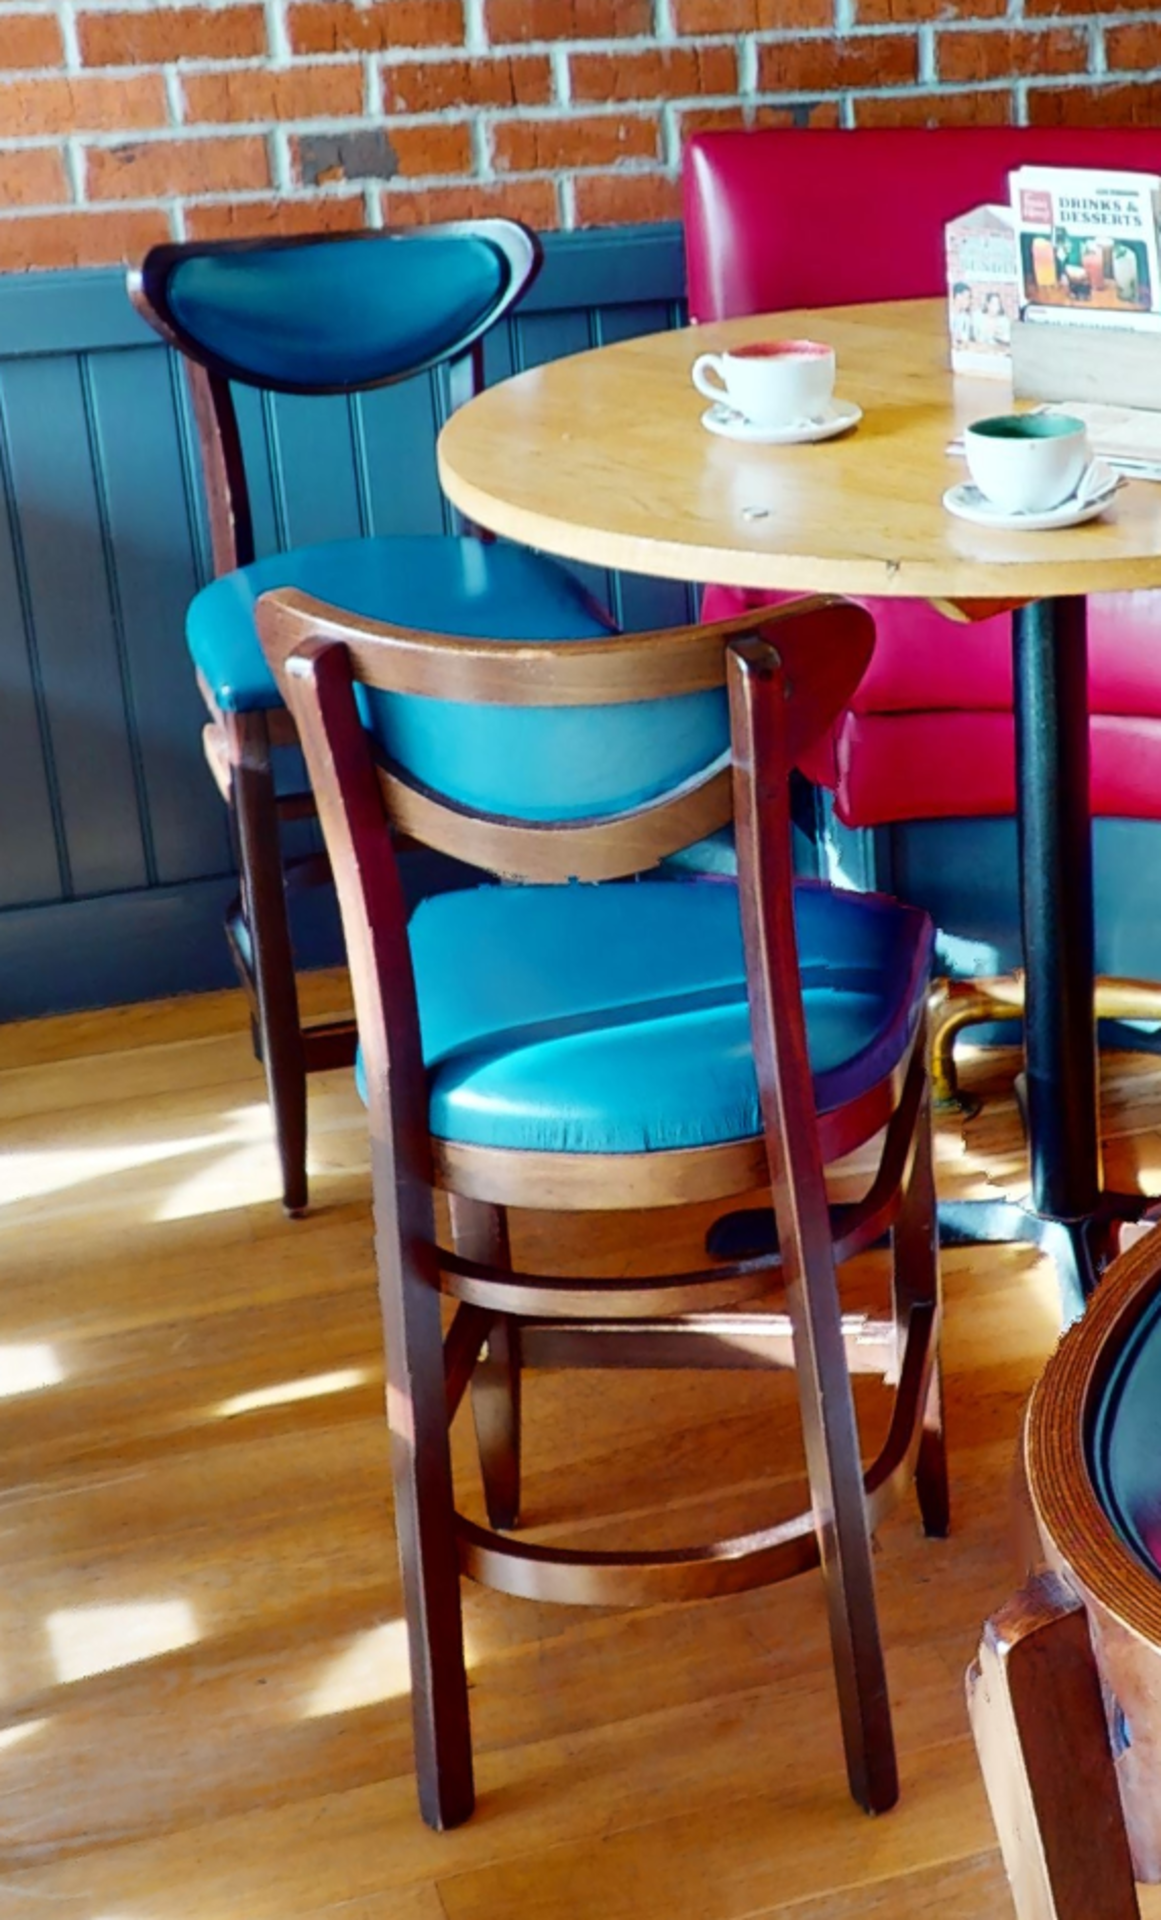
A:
[[257, 588, 947, 1832], [967, 1231, 1161, 1920]]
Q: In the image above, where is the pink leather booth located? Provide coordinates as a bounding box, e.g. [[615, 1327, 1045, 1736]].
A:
[[685, 128, 1161, 829]]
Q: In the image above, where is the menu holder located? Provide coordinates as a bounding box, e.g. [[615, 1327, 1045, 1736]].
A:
[[1012, 313, 1161, 412]]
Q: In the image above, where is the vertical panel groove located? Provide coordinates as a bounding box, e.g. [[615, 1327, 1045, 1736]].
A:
[[0, 376, 71, 899], [347, 393, 374, 540], [508, 313, 525, 377], [168, 349, 213, 590], [430, 364, 458, 539], [78, 349, 159, 888], [261, 388, 290, 552]]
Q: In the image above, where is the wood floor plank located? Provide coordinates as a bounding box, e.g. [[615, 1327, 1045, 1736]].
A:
[[0, 992, 1156, 1919]]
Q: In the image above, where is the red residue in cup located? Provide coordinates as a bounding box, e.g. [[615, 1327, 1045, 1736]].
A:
[[732, 340, 831, 359]]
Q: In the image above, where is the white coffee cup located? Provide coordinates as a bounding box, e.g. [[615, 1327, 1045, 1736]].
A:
[[691, 339, 836, 428], [963, 412, 1090, 515]]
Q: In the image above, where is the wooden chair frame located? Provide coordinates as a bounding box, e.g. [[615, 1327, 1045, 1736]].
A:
[[967, 1231, 1161, 1920], [128, 220, 541, 1215], [256, 587, 947, 1831]]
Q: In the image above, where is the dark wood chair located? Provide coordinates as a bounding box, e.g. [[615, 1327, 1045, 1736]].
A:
[[128, 222, 613, 1215], [255, 584, 947, 1830], [968, 1228, 1161, 1920]]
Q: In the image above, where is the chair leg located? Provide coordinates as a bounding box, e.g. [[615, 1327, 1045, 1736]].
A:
[[229, 713, 309, 1217], [891, 1050, 949, 1538], [380, 1218, 475, 1831], [449, 1194, 522, 1530], [727, 635, 898, 1816], [967, 1572, 1139, 1920], [790, 1260, 900, 1815]]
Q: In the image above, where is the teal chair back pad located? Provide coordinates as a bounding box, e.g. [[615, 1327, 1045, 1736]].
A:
[[254, 587, 876, 887], [129, 221, 540, 575], [128, 221, 540, 396]]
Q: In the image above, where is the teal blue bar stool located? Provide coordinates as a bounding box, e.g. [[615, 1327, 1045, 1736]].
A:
[[256, 584, 946, 1833], [129, 223, 612, 1215]]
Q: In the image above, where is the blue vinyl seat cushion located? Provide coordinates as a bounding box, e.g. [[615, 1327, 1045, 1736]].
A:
[[356, 876, 934, 1154], [190, 534, 731, 822]]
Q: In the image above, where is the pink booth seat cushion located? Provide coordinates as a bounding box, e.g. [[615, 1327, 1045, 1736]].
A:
[[702, 584, 1161, 826], [684, 126, 1161, 327], [686, 127, 1161, 832]]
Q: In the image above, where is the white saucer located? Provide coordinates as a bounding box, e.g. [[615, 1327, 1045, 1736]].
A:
[[700, 398, 862, 445], [941, 475, 1121, 531]]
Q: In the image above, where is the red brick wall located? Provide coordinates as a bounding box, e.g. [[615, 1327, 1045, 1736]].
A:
[[0, 0, 1158, 270]]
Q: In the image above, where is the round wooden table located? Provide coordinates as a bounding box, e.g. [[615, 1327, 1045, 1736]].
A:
[[438, 295, 1161, 1315]]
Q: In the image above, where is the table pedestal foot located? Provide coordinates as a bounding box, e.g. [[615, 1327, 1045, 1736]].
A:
[[707, 1193, 1148, 1329], [935, 1198, 1122, 1327]]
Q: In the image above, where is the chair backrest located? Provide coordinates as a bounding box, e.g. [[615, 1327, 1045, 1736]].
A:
[[255, 590, 875, 1218], [130, 222, 539, 395], [684, 128, 1161, 321], [128, 221, 540, 574], [256, 589, 874, 884]]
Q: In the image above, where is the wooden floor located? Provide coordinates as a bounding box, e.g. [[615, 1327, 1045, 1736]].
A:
[[2, 977, 1159, 1920]]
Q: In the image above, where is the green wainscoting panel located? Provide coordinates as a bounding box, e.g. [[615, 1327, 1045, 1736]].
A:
[[3, 218, 1161, 1022], [0, 223, 693, 1017]]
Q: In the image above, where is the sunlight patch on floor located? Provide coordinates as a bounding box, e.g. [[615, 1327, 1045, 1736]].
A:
[[0, 1343, 63, 1397], [151, 1105, 285, 1221], [303, 1618, 413, 1717], [47, 1600, 199, 1684], [0, 1717, 47, 1752], [0, 1137, 225, 1208], [216, 1366, 371, 1418]]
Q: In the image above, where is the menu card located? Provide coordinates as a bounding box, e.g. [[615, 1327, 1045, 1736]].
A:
[[1010, 165, 1161, 319]]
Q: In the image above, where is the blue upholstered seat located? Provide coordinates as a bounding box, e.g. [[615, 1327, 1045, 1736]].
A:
[[188, 534, 614, 714], [1090, 1286, 1161, 1576], [192, 534, 731, 817], [356, 876, 933, 1154]]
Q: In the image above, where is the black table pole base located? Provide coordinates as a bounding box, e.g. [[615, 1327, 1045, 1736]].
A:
[[935, 1195, 1138, 1327], [710, 593, 1155, 1330], [705, 1191, 1147, 1330]]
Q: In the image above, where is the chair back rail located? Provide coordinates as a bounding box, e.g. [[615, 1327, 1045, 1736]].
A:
[[258, 590, 874, 882]]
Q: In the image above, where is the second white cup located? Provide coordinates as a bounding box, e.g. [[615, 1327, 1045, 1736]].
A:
[[691, 339, 836, 428], [963, 413, 1090, 515]]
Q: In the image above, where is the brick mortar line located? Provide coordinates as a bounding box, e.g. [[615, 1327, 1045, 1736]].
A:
[[269, 121, 291, 189], [0, 70, 1101, 156], [0, 19, 1157, 83], [3, 18, 1153, 82], [263, 0, 287, 63], [0, 165, 686, 218]]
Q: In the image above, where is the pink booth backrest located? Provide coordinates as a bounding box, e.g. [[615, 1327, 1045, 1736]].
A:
[[683, 127, 1161, 827]]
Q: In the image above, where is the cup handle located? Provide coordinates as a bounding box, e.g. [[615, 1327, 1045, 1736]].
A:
[[691, 353, 728, 404]]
